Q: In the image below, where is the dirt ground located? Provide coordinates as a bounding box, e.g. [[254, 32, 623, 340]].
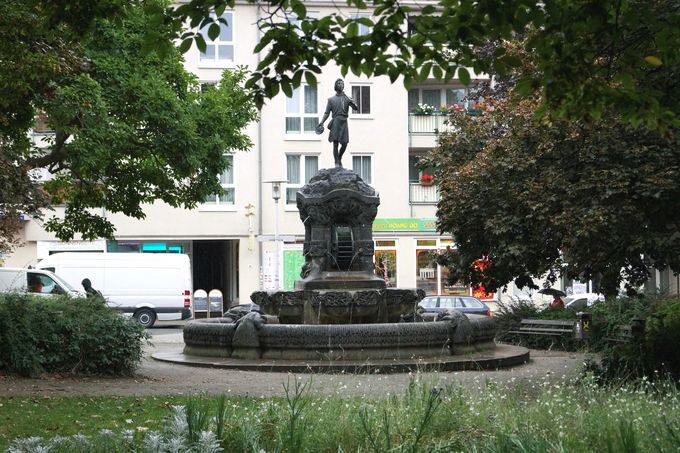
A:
[[0, 333, 591, 398]]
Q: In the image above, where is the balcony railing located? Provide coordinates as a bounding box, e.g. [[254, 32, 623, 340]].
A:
[[408, 113, 453, 135], [409, 182, 439, 204]]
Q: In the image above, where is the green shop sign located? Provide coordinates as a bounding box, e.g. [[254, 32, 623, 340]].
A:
[[283, 250, 305, 290], [372, 218, 437, 232]]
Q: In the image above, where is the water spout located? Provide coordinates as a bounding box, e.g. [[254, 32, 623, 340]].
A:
[[325, 251, 341, 271], [347, 250, 362, 272]]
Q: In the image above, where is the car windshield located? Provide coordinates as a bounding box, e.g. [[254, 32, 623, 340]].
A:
[[58, 278, 77, 292], [46, 274, 77, 292]]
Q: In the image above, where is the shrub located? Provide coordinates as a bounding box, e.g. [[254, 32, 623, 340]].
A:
[[0, 292, 148, 377], [582, 296, 680, 382], [646, 299, 680, 378]]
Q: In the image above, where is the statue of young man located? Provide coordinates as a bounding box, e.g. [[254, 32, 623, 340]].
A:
[[317, 79, 358, 167]]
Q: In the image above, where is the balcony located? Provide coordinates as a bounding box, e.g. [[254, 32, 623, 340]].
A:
[[409, 182, 439, 205], [408, 113, 453, 148]]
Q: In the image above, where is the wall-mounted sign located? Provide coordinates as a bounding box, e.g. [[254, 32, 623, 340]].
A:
[[372, 218, 437, 232]]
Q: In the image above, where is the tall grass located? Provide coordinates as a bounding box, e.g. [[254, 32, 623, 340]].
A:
[[5, 374, 680, 452]]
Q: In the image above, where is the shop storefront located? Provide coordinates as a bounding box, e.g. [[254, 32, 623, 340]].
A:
[[278, 218, 497, 301]]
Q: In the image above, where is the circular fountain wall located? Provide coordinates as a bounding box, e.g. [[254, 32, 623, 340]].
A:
[[183, 310, 497, 361]]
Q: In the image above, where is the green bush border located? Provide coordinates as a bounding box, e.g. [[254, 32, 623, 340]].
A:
[[0, 293, 148, 376]]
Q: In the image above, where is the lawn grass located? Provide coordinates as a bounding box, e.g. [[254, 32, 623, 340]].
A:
[[2, 375, 680, 452], [0, 395, 185, 449]]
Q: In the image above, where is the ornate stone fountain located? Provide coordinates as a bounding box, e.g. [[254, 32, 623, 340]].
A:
[[251, 167, 421, 325], [177, 167, 520, 369]]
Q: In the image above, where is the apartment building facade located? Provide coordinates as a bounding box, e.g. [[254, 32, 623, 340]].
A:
[[6, 1, 537, 307]]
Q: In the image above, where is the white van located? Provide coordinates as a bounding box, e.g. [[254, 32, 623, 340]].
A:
[[0, 267, 84, 297], [38, 253, 193, 327]]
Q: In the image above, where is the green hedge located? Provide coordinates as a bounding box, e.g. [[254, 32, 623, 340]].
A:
[[0, 293, 148, 377]]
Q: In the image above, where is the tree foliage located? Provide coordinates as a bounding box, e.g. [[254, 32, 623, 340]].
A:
[[0, 0, 258, 249], [422, 42, 679, 297], [155, 0, 680, 133]]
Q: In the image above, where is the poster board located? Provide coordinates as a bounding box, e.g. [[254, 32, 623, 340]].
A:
[[208, 289, 223, 317], [193, 289, 208, 319]]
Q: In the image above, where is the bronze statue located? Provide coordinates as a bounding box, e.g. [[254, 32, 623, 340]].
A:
[[317, 79, 358, 167]]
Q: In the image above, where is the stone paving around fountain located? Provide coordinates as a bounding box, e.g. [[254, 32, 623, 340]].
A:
[[0, 333, 587, 398]]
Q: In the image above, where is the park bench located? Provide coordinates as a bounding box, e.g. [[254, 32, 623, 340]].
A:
[[606, 319, 645, 344], [509, 318, 577, 338]]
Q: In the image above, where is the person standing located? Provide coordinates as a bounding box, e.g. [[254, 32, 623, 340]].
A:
[[317, 78, 358, 167], [550, 295, 564, 309], [81, 278, 102, 297]]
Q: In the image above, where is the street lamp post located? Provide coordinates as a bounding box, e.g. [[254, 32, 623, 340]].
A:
[[266, 180, 286, 290]]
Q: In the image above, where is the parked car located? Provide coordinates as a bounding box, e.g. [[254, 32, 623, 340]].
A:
[[0, 267, 84, 297], [564, 293, 604, 310], [418, 295, 491, 316]]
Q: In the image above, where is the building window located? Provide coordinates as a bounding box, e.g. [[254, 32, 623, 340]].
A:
[[351, 13, 372, 36], [205, 155, 235, 205], [286, 154, 318, 203], [199, 12, 234, 64], [352, 155, 372, 184], [285, 85, 318, 135], [408, 154, 433, 182], [375, 240, 397, 287], [416, 240, 437, 296], [446, 88, 467, 106], [416, 238, 474, 296], [408, 87, 476, 112], [421, 89, 440, 108], [351, 85, 371, 115], [200, 81, 218, 92], [287, 12, 318, 35]]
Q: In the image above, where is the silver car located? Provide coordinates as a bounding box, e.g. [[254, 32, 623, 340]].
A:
[[418, 295, 491, 316]]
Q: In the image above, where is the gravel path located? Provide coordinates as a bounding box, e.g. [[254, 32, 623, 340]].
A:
[[0, 333, 590, 398]]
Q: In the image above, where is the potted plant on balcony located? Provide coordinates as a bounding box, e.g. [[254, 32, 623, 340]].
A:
[[413, 103, 436, 115], [420, 174, 433, 186]]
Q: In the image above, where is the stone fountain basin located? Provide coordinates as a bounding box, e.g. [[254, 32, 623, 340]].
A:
[[182, 313, 496, 361]]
